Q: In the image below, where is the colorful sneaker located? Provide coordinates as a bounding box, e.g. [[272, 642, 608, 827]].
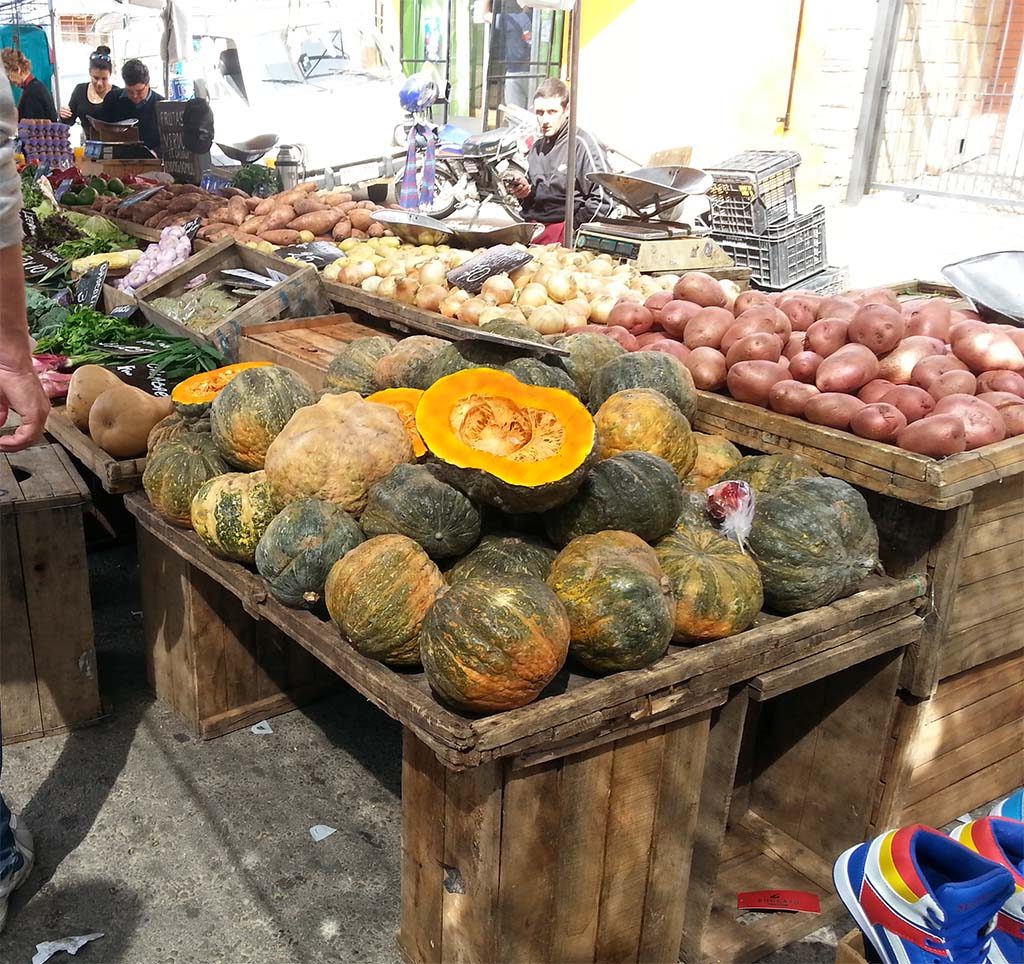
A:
[[951, 817, 1024, 964], [990, 789, 1023, 822], [0, 813, 34, 933], [833, 824, 1015, 963]]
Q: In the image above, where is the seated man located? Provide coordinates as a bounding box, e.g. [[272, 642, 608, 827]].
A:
[[511, 78, 613, 244]]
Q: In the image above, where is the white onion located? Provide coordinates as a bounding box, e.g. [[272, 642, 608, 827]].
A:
[[545, 270, 578, 304], [526, 305, 567, 334], [481, 273, 515, 305], [517, 283, 549, 309]]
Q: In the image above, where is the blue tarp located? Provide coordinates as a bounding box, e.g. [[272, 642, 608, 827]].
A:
[[1, 23, 54, 108]]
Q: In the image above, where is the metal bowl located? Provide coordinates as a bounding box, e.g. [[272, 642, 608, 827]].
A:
[[217, 134, 280, 164], [371, 210, 454, 246], [942, 251, 1024, 325], [451, 221, 542, 248]]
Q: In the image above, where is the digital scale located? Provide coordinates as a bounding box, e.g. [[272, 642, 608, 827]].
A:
[[575, 167, 734, 274]]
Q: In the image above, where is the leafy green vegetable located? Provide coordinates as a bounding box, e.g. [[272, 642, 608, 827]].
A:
[[26, 288, 70, 336], [231, 164, 280, 198], [34, 306, 140, 357], [62, 212, 136, 249]]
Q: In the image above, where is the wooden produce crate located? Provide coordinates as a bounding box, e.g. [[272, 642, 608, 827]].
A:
[[836, 930, 873, 964], [45, 406, 145, 494], [0, 445, 102, 744], [135, 238, 332, 359]]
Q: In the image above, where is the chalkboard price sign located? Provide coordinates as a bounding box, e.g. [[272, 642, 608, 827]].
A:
[[109, 304, 139, 321], [22, 249, 64, 280], [75, 262, 109, 309], [183, 217, 203, 241], [20, 208, 39, 238], [156, 102, 201, 184]]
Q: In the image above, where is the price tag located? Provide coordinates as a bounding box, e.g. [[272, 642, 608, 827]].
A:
[[182, 217, 203, 241], [219, 268, 278, 288], [736, 891, 821, 914], [110, 362, 178, 397], [22, 249, 64, 279], [20, 208, 39, 238], [109, 304, 139, 321], [447, 245, 533, 293], [75, 262, 109, 308], [275, 241, 346, 269], [118, 185, 163, 210]]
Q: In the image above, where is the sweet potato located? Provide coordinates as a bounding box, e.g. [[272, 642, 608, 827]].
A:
[[768, 380, 819, 417], [339, 200, 359, 214], [897, 415, 966, 457], [725, 332, 783, 367], [789, 351, 824, 384], [332, 219, 353, 241], [288, 210, 343, 235], [239, 215, 268, 236], [682, 306, 733, 348], [927, 370, 977, 401], [858, 379, 897, 404], [245, 197, 261, 211], [848, 304, 906, 355], [348, 208, 376, 232], [726, 360, 788, 407], [260, 229, 301, 245], [263, 205, 298, 231], [128, 202, 161, 224], [804, 393, 865, 430], [297, 181, 319, 193], [144, 211, 166, 228], [322, 192, 354, 207], [952, 327, 1024, 373], [806, 318, 850, 357], [227, 195, 249, 226], [684, 347, 727, 390], [167, 193, 203, 213], [976, 370, 1024, 397], [207, 205, 235, 225], [932, 395, 1005, 450], [881, 385, 936, 423], [851, 403, 906, 443], [877, 336, 947, 384], [815, 344, 879, 393], [293, 197, 329, 216]]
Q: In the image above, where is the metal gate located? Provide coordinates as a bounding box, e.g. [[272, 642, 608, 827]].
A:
[[851, 0, 1024, 207]]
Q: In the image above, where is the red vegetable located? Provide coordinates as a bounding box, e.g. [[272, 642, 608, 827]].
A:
[[806, 318, 850, 357], [804, 393, 865, 430], [768, 380, 819, 417], [684, 347, 727, 390], [682, 306, 734, 348], [881, 385, 936, 423], [976, 370, 1024, 397], [608, 301, 655, 335], [640, 339, 691, 362], [933, 394, 1006, 450], [815, 344, 879, 393], [726, 360, 788, 407], [848, 304, 906, 355], [851, 403, 907, 443], [858, 379, 897, 404], [897, 414, 967, 457], [658, 300, 702, 339]]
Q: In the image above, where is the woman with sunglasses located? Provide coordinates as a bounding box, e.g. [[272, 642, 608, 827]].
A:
[[60, 46, 119, 138]]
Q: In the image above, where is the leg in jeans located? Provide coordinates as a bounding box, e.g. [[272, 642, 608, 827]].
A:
[[503, 72, 530, 109], [0, 712, 19, 881]]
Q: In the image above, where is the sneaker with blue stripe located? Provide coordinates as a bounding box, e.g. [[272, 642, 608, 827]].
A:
[[990, 789, 1023, 822]]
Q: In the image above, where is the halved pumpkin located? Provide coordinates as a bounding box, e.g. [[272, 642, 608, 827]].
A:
[[366, 388, 426, 458], [415, 368, 596, 513], [171, 362, 272, 417]]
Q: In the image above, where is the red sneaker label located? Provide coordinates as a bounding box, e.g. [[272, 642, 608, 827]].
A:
[[737, 890, 822, 913]]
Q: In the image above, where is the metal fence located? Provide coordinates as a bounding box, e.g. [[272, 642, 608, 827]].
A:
[[852, 0, 1024, 207]]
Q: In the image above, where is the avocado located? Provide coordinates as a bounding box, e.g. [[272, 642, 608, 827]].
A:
[[62, 191, 81, 205], [77, 186, 98, 205], [90, 176, 107, 192], [107, 178, 125, 195]]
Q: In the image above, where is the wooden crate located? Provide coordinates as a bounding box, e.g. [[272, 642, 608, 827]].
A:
[[0, 445, 102, 744], [872, 649, 1024, 831], [45, 406, 145, 494], [836, 931, 873, 964], [135, 238, 332, 359]]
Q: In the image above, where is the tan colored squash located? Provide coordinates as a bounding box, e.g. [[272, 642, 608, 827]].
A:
[[88, 384, 173, 458], [66, 365, 123, 431]]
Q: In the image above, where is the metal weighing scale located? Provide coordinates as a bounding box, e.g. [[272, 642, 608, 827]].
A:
[[576, 167, 734, 274]]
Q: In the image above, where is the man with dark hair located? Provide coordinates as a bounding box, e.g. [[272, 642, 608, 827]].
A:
[[511, 78, 613, 244], [97, 59, 165, 155]]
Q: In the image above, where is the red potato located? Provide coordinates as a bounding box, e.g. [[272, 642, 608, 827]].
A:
[[673, 272, 727, 308], [725, 332, 783, 367], [928, 370, 977, 401], [1006, 329, 1024, 354], [644, 291, 674, 322], [659, 300, 702, 339], [817, 296, 859, 320], [684, 347, 727, 390], [608, 301, 655, 335], [635, 331, 669, 348], [949, 319, 988, 343], [854, 288, 901, 312], [732, 305, 792, 339], [815, 344, 879, 393], [910, 355, 970, 390], [977, 391, 1024, 411], [848, 304, 906, 355], [933, 395, 1006, 450], [784, 332, 807, 359], [877, 336, 947, 384], [806, 318, 850, 357], [768, 380, 820, 417], [682, 306, 734, 349], [641, 339, 691, 362], [897, 415, 967, 458], [721, 316, 785, 354], [581, 325, 638, 352], [858, 379, 897, 404], [726, 361, 789, 407], [851, 403, 907, 443], [1002, 405, 1024, 436], [976, 370, 1024, 397], [881, 385, 936, 423], [904, 299, 952, 341], [778, 295, 821, 332], [952, 328, 1024, 374], [734, 290, 773, 314], [804, 393, 866, 430], [789, 351, 824, 384]]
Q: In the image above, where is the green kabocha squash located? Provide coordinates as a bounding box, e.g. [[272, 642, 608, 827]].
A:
[[444, 532, 556, 585], [420, 574, 570, 712], [748, 476, 880, 614], [360, 464, 481, 559], [146, 411, 210, 456], [545, 452, 684, 548], [325, 534, 445, 666], [480, 317, 548, 344], [655, 529, 763, 644], [143, 433, 229, 527], [324, 335, 397, 394], [373, 336, 448, 390], [725, 454, 820, 496], [674, 491, 718, 534], [407, 343, 477, 390], [588, 352, 696, 422], [457, 318, 549, 368], [684, 433, 742, 492], [170, 362, 273, 417], [210, 365, 315, 471], [593, 388, 697, 479], [548, 532, 674, 673], [190, 470, 279, 564], [255, 499, 364, 608], [503, 357, 580, 398], [552, 333, 626, 403]]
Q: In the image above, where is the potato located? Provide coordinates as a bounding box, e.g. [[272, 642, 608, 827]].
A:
[[673, 272, 727, 308], [640, 339, 691, 362], [682, 306, 734, 349], [779, 295, 821, 332], [734, 290, 772, 314], [768, 380, 819, 417], [659, 300, 702, 338], [288, 210, 343, 235], [858, 379, 897, 404], [734, 305, 792, 338], [952, 327, 1024, 374], [927, 370, 977, 401], [721, 316, 781, 354], [851, 403, 907, 443], [848, 304, 906, 356], [909, 355, 969, 390], [977, 391, 1024, 411], [976, 370, 1024, 397], [817, 296, 859, 320], [933, 395, 1005, 450], [904, 299, 952, 341], [788, 351, 824, 384], [854, 288, 901, 312], [897, 415, 966, 457], [815, 344, 879, 393], [881, 385, 936, 423], [1002, 405, 1024, 437], [725, 332, 783, 367], [806, 318, 850, 357], [726, 360, 788, 407], [260, 229, 301, 245], [684, 347, 728, 390], [1006, 329, 1024, 354], [784, 332, 807, 359], [804, 393, 866, 430], [877, 336, 947, 384], [348, 208, 376, 232]]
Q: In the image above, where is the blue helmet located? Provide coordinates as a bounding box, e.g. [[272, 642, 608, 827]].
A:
[[400, 71, 439, 113]]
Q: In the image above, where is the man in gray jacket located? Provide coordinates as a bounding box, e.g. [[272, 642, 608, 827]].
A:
[[511, 78, 613, 244], [0, 75, 48, 932]]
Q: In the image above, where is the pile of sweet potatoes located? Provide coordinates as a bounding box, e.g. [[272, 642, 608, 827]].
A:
[[87, 183, 245, 231]]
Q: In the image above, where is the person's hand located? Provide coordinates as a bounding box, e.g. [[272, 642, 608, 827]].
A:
[[59, 105, 72, 120], [509, 175, 531, 200], [0, 363, 50, 452]]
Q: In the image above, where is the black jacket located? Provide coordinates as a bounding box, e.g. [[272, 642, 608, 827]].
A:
[[98, 88, 165, 155], [67, 82, 121, 135], [16, 77, 58, 122], [520, 122, 614, 227]]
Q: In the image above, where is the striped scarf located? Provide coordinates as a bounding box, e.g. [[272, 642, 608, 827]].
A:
[[399, 122, 437, 210]]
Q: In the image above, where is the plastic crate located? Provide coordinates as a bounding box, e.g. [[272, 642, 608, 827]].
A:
[[769, 265, 849, 296], [706, 150, 801, 235], [716, 206, 827, 290]]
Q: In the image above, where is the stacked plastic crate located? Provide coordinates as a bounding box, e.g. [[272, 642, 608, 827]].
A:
[[706, 151, 842, 294]]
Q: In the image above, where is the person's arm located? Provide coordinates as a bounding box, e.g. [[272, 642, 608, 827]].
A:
[[60, 83, 82, 123], [0, 82, 50, 451], [572, 129, 615, 225]]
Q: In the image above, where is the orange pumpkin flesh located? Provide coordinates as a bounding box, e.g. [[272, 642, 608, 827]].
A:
[[172, 362, 272, 416], [366, 388, 427, 457]]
